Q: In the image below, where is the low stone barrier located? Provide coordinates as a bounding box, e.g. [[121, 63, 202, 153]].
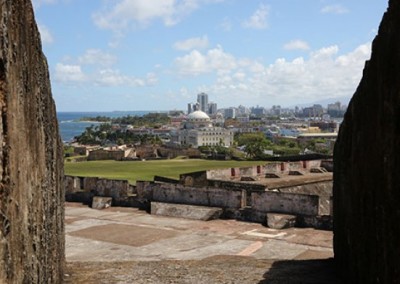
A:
[[151, 202, 223, 221]]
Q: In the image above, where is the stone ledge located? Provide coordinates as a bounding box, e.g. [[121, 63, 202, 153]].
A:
[[151, 202, 222, 221]]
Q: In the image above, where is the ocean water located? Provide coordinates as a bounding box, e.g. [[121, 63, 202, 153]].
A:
[[57, 111, 151, 143]]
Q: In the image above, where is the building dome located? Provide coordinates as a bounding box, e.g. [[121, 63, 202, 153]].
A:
[[188, 110, 210, 121]]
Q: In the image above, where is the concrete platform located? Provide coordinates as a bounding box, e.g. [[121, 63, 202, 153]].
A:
[[151, 202, 223, 221]]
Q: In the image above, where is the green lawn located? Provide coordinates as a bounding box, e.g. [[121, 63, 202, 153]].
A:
[[64, 159, 265, 184]]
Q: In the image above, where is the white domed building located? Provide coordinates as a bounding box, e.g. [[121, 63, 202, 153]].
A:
[[179, 110, 234, 148], [184, 110, 212, 129]]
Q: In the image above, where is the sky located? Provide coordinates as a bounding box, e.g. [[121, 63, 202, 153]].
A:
[[32, 0, 388, 112]]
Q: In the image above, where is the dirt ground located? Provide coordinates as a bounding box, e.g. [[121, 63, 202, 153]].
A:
[[64, 203, 341, 283], [65, 257, 340, 284]]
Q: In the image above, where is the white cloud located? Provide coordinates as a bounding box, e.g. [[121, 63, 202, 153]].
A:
[[175, 43, 371, 107], [78, 49, 117, 66], [174, 45, 237, 76], [173, 35, 209, 51], [220, 17, 232, 32], [93, 0, 224, 31], [283, 40, 310, 51], [321, 4, 349, 14], [38, 24, 54, 44], [145, 72, 159, 85], [96, 69, 148, 87], [175, 50, 208, 75], [242, 4, 269, 30], [55, 63, 86, 83], [54, 62, 158, 88]]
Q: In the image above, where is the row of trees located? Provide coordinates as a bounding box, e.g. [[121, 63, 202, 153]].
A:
[[235, 133, 303, 159], [79, 113, 170, 128], [199, 133, 330, 160], [75, 124, 162, 146]]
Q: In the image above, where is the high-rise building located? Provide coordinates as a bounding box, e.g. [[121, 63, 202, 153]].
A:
[[187, 103, 193, 114], [251, 106, 265, 117], [224, 107, 236, 119], [208, 102, 217, 115], [197, 93, 208, 113]]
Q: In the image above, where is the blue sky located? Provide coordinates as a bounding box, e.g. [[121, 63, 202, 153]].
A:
[[33, 0, 388, 112]]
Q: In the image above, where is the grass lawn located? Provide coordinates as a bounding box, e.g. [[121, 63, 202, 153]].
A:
[[64, 159, 265, 184]]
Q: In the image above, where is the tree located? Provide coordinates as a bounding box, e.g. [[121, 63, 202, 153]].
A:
[[236, 133, 271, 159]]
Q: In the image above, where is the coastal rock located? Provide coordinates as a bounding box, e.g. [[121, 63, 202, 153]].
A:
[[0, 0, 64, 283], [333, 0, 400, 282]]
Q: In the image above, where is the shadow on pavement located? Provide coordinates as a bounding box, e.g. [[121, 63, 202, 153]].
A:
[[259, 258, 342, 284]]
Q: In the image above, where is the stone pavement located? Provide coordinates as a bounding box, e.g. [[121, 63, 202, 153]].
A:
[[65, 202, 333, 263]]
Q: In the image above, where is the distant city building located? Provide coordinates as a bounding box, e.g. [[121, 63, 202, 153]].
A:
[[237, 105, 250, 116], [187, 102, 200, 114], [251, 106, 265, 117], [208, 102, 218, 115], [327, 101, 346, 117], [214, 112, 225, 126], [327, 101, 341, 111], [224, 108, 236, 119], [187, 103, 193, 114], [271, 105, 281, 116], [197, 93, 209, 113], [236, 116, 250, 123], [303, 104, 324, 118], [179, 110, 233, 148]]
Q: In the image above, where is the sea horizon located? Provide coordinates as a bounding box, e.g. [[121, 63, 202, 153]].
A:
[[57, 110, 159, 143]]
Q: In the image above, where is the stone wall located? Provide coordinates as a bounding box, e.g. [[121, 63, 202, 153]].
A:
[[333, 1, 400, 282], [180, 171, 208, 187], [87, 149, 125, 161], [157, 147, 201, 159], [152, 184, 242, 209], [207, 180, 266, 192], [0, 0, 64, 282], [64, 176, 135, 205], [206, 168, 233, 180], [203, 161, 327, 181], [251, 191, 319, 217], [274, 181, 332, 215]]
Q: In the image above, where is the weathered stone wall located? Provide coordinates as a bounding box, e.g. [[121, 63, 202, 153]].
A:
[[206, 162, 325, 180], [208, 179, 265, 192], [64, 175, 134, 199], [152, 184, 242, 209], [274, 181, 332, 215], [263, 161, 322, 174], [180, 171, 208, 187], [157, 146, 201, 159], [333, 1, 400, 282], [0, 0, 64, 282], [251, 191, 319, 217], [87, 149, 125, 161], [238, 166, 257, 176], [206, 168, 233, 179]]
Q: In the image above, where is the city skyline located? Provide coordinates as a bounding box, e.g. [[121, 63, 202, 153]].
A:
[[33, 1, 387, 111]]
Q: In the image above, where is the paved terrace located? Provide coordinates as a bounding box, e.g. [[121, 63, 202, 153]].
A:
[[65, 202, 339, 283]]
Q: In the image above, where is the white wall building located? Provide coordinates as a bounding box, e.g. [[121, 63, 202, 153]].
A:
[[179, 110, 233, 148]]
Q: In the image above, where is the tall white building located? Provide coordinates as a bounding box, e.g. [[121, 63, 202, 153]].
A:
[[197, 93, 208, 113]]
